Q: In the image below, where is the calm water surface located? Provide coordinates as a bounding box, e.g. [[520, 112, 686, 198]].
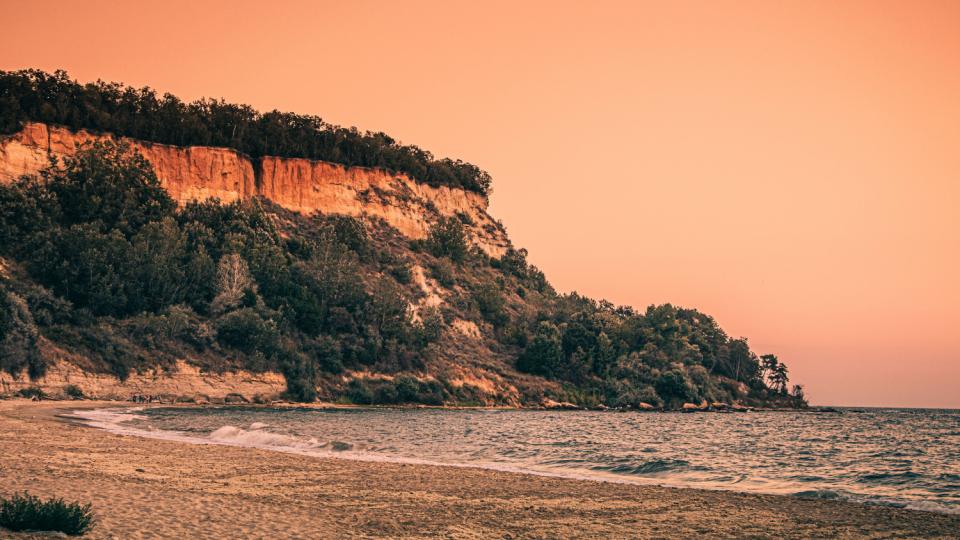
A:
[[72, 407, 960, 514]]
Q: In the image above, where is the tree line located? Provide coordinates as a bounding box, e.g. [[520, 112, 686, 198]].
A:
[[0, 69, 492, 195]]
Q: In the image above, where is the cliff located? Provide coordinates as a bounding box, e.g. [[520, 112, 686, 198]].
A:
[[0, 357, 286, 403], [0, 122, 510, 257]]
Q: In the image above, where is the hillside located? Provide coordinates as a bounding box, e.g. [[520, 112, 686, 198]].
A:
[[0, 70, 804, 408]]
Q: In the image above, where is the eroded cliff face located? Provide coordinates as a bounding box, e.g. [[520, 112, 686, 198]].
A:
[[0, 123, 510, 256], [0, 359, 287, 402]]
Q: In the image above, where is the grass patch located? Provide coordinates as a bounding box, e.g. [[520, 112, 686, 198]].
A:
[[0, 492, 94, 536]]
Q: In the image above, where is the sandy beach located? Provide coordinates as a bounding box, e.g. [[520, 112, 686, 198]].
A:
[[0, 400, 957, 539]]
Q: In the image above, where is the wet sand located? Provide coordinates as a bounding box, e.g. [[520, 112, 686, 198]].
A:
[[0, 400, 957, 539]]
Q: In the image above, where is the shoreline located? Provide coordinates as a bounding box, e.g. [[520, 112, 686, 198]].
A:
[[63, 402, 945, 510], [2, 400, 958, 538]]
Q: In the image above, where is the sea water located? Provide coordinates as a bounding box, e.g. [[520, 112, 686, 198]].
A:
[[70, 406, 960, 514]]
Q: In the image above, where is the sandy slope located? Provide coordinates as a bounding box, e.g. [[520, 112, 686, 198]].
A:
[[0, 400, 957, 539]]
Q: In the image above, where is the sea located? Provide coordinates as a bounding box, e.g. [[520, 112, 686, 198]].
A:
[[70, 406, 960, 514]]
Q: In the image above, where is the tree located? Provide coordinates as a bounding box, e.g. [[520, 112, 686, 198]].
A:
[[725, 338, 758, 383], [0, 289, 43, 379], [367, 278, 412, 342], [593, 332, 616, 376], [760, 354, 779, 388], [41, 140, 175, 237], [770, 362, 790, 394], [215, 308, 278, 355], [129, 217, 192, 312], [425, 217, 469, 262], [26, 224, 134, 316], [760, 354, 789, 393], [516, 322, 563, 377], [655, 369, 694, 405], [472, 281, 507, 327], [791, 384, 806, 403], [211, 253, 255, 314]]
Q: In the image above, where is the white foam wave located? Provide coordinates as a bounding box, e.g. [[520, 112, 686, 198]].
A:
[[209, 425, 322, 450]]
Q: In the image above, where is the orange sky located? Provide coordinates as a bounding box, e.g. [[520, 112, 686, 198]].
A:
[[3, 0, 958, 407]]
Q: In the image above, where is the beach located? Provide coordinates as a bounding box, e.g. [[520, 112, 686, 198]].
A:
[[1, 401, 957, 539]]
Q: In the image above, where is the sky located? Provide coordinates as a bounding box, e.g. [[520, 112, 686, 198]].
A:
[[3, 0, 958, 407]]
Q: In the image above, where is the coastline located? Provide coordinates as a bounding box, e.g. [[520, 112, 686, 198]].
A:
[[1, 400, 958, 539]]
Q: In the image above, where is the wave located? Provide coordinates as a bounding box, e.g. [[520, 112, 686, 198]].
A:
[[209, 425, 320, 449], [794, 489, 843, 500], [591, 459, 692, 476], [858, 471, 922, 485], [793, 489, 958, 515]]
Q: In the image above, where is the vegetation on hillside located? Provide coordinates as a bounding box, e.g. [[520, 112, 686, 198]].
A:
[[0, 69, 491, 195], [0, 136, 804, 408]]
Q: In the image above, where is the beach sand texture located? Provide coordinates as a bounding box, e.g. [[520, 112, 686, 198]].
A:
[[0, 401, 957, 539]]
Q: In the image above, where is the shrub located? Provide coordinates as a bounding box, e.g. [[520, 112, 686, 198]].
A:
[[425, 217, 469, 262], [389, 263, 412, 284], [311, 336, 344, 374], [429, 259, 456, 288], [16, 387, 46, 400], [416, 307, 444, 345], [63, 385, 84, 399], [0, 492, 94, 536], [277, 349, 317, 403], [345, 379, 374, 405], [472, 282, 508, 327], [455, 211, 475, 226], [42, 323, 145, 381], [498, 248, 529, 278], [0, 290, 44, 379], [326, 215, 370, 256], [516, 322, 563, 377], [373, 383, 399, 404], [655, 369, 696, 405], [215, 308, 278, 355]]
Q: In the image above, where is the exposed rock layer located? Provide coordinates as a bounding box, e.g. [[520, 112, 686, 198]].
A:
[[0, 359, 287, 402], [0, 123, 510, 256]]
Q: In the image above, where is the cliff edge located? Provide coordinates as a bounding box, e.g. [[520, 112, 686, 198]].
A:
[[0, 122, 510, 257]]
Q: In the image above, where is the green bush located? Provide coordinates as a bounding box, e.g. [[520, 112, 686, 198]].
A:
[[389, 263, 412, 284], [373, 383, 399, 404], [454, 211, 475, 226], [277, 349, 317, 403], [16, 387, 46, 400], [63, 385, 84, 399], [655, 370, 696, 405], [516, 322, 563, 377], [215, 308, 278, 355], [429, 259, 456, 288], [425, 217, 469, 262], [345, 379, 374, 405], [472, 282, 507, 327], [0, 290, 44, 379], [0, 492, 93, 536], [416, 307, 444, 345]]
